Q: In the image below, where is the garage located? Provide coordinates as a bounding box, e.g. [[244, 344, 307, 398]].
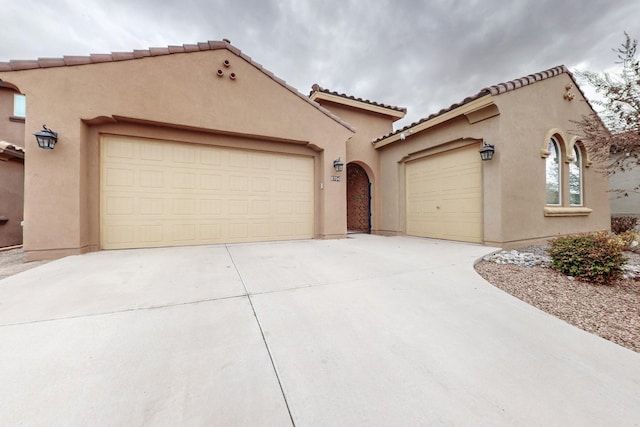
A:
[[101, 135, 314, 250], [405, 145, 482, 243]]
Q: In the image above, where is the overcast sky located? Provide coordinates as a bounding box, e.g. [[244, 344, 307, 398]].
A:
[[2, 0, 639, 129]]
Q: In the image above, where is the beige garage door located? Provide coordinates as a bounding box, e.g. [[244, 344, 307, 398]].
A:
[[101, 135, 314, 249], [405, 145, 482, 243]]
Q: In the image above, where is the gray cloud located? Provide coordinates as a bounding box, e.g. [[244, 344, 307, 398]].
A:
[[1, 0, 639, 127]]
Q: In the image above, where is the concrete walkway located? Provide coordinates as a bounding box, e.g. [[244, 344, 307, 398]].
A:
[[0, 235, 638, 426]]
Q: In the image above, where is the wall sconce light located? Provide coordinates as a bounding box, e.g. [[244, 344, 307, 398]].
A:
[[479, 141, 495, 161], [33, 124, 58, 149], [333, 157, 344, 172]]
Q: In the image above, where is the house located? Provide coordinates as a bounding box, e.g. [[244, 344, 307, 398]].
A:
[[374, 66, 610, 248], [311, 66, 610, 248], [610, 171, 640, 219], [0, 81, 25, 247], [609, 137, 640, 219], [0, 40, 610, 260]]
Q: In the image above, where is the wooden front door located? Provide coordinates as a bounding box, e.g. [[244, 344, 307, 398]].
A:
[[347, 163, 371, 233]]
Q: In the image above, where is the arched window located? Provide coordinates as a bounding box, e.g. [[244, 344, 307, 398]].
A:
[[545, 138, 561, 205], [569, 145, 582, 206]]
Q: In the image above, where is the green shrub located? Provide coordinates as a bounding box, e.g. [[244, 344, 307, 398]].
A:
[[548, 232, 627, 285], [611, 216, 639, 234]]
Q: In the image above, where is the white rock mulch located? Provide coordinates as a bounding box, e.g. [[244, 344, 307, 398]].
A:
[[482, 247, 640, 280]]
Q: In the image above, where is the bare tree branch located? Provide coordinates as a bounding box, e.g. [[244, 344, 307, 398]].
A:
[[573, 32, 640, 195]]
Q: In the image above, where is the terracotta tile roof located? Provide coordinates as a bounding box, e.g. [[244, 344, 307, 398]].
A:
[[0, 40, 355, 133], [373, 65, 584, 144], [0, 140, 25, 158], [310, 84, 407, 113]]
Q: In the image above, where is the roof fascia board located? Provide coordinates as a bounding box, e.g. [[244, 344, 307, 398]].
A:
[[374, 95, 496, 149], [311, 91, 406, 120]]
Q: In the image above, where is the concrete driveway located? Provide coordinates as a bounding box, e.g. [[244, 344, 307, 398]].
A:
[[1, 235, 638, 426]]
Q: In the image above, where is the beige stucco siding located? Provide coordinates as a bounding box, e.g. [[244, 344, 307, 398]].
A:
[[376, 72, 609, 248], [309, 101, 396, 234], [491, 73, 610, 246], [377, 115, 498, 238], [0, 48, 353, 259]]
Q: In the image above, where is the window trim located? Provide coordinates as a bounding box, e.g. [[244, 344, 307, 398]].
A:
[[13, 94, 26, 118], [545, 137, 562, 206], [541, 131, 591, 217], [569, 145, 583, 206]]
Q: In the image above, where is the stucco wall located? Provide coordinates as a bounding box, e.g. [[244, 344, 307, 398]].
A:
[[0, 157, 24, 247], [0, 48, 353, 260], [308, 101, 396, 233], [377, 114, 500, 237], [375, 72, 610, 248], [492, 73, 611, 247]]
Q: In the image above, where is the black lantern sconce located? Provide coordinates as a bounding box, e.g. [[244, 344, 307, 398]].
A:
[[479, 141, 495, 161], [33, 125, 58, 149], [333, 157, 344, 172]]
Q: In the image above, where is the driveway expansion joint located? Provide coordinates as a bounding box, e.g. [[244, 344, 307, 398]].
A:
[[0, 293, 248, 328], [225, 244, 296, 427]]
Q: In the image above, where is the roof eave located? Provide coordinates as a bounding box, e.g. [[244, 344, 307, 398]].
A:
[[374, 94, 497, 149], [310, 91, 406, 121]]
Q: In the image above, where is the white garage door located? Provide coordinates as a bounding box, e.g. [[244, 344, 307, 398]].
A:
[[101, 135, 314, 249], [405, 145, 482, 243]]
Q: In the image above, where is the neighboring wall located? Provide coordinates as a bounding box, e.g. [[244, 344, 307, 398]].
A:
[[0, 86, 25, 145], [610, 168, 640, 218], [0, 86, 25, 247], [0, 155, 24, 247]]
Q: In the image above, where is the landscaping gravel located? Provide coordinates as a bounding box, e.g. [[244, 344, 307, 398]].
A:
[[0, 248, 50, 281], [476, 246, 640, 353]]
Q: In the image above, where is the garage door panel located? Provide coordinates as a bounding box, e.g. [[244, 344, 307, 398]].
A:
[[140, 225, 163, 243], [140, 198, 163, 215], [199, 199, 223, 215], [406, 146, 482, 243], [252, 177, 270, 192], [102, 136, 314, 249], [198, 224, 222, 240], [140, 170, 164, 188]]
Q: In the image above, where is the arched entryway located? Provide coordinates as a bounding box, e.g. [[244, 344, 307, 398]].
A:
[[347, 163, 371, 233]]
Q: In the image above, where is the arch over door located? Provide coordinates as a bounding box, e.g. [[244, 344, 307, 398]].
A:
[[347, 163, 371, 233]]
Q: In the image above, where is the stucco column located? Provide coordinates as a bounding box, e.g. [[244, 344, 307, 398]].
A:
[[320, 148, 347, 239], [23, 116, 85, 260]]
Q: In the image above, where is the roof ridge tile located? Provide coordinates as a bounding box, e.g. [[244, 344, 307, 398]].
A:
[[149, 47, 170, 56], [90, 53, 114, 63]]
